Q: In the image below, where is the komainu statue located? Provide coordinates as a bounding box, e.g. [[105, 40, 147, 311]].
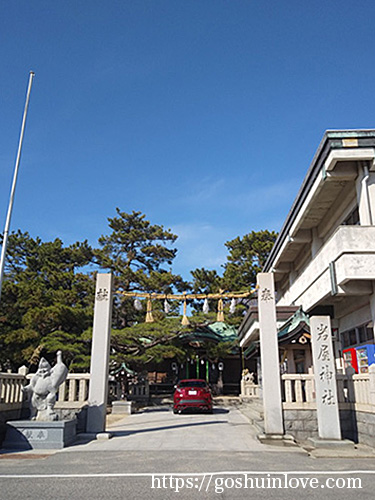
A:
[[242, 368, 255, 384], [23, 351, 68, 421]]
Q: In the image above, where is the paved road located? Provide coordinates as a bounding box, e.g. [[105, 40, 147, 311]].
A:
[[0, 406, 375, 499], [71, 405, 280, 452]]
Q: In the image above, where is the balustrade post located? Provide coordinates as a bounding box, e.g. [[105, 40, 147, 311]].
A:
[[345, 366, 355, 403], [336, 375, 345, 403], [5, 379, 11, 404], [295, 378, 303, 403], [284, 379, 292, 402], [369, 364, 375, 406], [18, 365, 29, 376], [78, 379, 87, 401], [68, 379, 77, 402], [58, 381, 66, 402], [306, 368, 315, 403]]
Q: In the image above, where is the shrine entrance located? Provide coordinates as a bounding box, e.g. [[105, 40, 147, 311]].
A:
[[86, 273, 255, 433]]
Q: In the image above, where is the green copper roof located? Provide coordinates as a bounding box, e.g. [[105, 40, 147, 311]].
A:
[[111, 362, 136, 376], [181, 322, 237, 343], [243, 308, 310, 359], [208, 322, 237, 341], [277, 308, 310, 339]]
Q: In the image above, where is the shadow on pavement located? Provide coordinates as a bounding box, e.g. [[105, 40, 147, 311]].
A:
[[137, 406, 230, 415], [212, 408, 230, 414], [110, 419, 227, 438], [138, 407, 171, 414]]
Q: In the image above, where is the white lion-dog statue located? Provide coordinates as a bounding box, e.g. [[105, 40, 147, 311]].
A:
[[23, 351, 68, 421]]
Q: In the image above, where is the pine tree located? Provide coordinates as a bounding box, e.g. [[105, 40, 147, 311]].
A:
[[95, 209, 189, 328], [0, 231, 94, 370], [222, 230, 278, 290]]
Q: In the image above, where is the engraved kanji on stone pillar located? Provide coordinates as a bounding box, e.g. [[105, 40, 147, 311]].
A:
[[310, 316, 341, 440]]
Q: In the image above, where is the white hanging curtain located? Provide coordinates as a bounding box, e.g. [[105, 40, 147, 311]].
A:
[[229, 298, 236, 314]]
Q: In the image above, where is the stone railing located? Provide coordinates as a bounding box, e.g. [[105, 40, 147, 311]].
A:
[[56, 373, 90, 408], [337, 371, 375, 412], [0, 373, 25, 412], [240, 380, 259, 398], [0, 372, 91, 413], [281, 373, 315, 409], [128, 380, 150, 400], [282, 366, 375, 412]]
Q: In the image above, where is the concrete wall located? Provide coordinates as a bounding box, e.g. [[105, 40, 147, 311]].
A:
[[54, 405, 88, 434], [352, 410, 375, 448], [283, 408, 374, 446], [278, 226, 375, 311], [0, 408, 27, 448]]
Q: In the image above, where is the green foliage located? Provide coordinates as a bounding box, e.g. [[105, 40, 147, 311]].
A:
[[0, 216, 277, 374], [189, 308, 244, 329], [223, 230, 278, 290], [96, 209, 189, 328], [189, 230, 277, 324], [110, 317, 187, 368], [0, 231, 94, 371], [203, 340, 237, 361], [110, 314, 237, 370], [96, 209, 181, 291], [190, 268, 222, 294]]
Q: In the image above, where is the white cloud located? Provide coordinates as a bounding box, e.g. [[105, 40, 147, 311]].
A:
[[174, 174, 299, 217], [171, 222, 229, 278]]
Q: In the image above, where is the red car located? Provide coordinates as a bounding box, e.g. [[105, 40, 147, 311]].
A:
[[173, 379, 213, 414]]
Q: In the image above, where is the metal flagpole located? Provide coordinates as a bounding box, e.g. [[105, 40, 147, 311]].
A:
[[0, 71, 35, 303]]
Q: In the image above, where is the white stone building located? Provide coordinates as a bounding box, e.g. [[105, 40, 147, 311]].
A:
[[239, 130, 375, 374]]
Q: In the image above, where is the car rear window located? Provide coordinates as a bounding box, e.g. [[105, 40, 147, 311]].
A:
[[178, 381, 207, 388]]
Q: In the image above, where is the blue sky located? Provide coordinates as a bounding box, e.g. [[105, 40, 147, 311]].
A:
[[1, 1, 375, 281]]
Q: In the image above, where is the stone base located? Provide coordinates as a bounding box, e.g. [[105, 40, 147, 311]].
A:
[[112, 401, 132, 415], [258, 433, 298, 447], [75, 431, 112, 443], [307, 437, 355, 449], [2, 419, 77, 450]]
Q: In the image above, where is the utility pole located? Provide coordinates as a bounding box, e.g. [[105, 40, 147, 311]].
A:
[[0, 71, 35, 302]]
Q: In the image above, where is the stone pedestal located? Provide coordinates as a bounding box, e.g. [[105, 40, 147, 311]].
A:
[[307, 437, 355, 449], [112, 401, 132, 415], [2, 419, 77, 450]]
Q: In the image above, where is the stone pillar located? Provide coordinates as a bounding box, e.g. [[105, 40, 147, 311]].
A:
[[366, 170, 375, 222], [356, 164, 375, 226], [87, 273, 114, 434], [18, 365, 29, 376], [369, 364, 375, 407], [311, 228, 323, 258], [369, 292, 375, 342], [287, 348, 296, 373], [310, 316, 341, 440], [257, 273, 284, 435], [305, 347, 313, 372]]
